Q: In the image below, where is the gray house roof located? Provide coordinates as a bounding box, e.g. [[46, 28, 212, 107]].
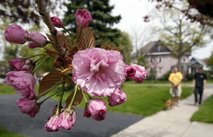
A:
[[132, 40, 171, 58], [190, 57, 211, 71]]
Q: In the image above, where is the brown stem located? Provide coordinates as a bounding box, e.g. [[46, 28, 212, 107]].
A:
[[35, 0, 65, 57]]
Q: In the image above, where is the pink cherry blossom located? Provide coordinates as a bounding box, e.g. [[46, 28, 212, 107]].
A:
[[58, 110, 76, 130], [16, 97, 39, 117], [4, 24, 28, 44], [125, 64, 148, 83], [28, 32, 47, 48], [5, 71, 36, 98], [84, 99, 107, 121], [72, 48, 126, 96], [75, 9, 92, 28], [50, 16, 64, 28], [45, 115, 60, 132], [109, 88, 127, 106]]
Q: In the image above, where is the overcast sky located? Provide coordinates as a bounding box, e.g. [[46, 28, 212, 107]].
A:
[[110, 0, 213, 59]]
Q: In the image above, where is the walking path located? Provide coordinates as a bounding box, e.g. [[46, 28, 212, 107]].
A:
[[111, 88, 213, 137]]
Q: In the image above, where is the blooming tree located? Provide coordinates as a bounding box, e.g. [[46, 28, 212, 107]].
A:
[[148, 0, 213, 26], [4, 1, 147, 132]]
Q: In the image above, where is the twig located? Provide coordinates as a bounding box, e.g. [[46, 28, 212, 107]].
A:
[[35, 0, 65, 57]]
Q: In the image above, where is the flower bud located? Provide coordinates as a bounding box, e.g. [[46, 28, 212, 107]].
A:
[[58, 110, 76, 130], [16, 97, 39, 117], [109, 88, 127, 106], [45, 115, 60, 132], [125, 65, 136, 77], [50, 16, 64, 28], [4, 24, 28, 44], [75, 9, 92, 28], [28, 32, 47, 48], [125, 64, 148, 83], [9, 58, 25, 71], [84, 99, 106, 121], [10, 58, 34, 72]]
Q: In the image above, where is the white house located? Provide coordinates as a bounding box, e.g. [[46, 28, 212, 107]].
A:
[[131, 40, 190, 79]]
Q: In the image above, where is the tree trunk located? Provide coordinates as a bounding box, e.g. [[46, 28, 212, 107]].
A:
[[177, 19, 183, 72]]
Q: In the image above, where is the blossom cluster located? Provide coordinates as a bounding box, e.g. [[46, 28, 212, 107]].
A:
[[4, 7, 147, 132]]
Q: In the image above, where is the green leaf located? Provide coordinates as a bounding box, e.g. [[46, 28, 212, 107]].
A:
[[38, 70, 62, 95], [66, 88, 83, 107], [33, 56, 49, 72]]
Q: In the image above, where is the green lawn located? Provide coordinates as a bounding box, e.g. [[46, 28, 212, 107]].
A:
[[108, 82, 192, 116], [0, 126, 24, 137], [129, 80, 195, 85], [54, 82, 192, 116], [191, 95, 213, 123], [0, 84, 16, 94]]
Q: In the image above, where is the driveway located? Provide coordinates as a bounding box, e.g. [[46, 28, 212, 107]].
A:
[[0, 95, 142, 137]]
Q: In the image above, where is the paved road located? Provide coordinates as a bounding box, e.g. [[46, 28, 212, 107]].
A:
[[0, 95, 142, 137]]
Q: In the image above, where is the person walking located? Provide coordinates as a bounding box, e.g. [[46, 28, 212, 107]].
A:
[[193, 67, 207, 105], [168, 67, 183, 102]]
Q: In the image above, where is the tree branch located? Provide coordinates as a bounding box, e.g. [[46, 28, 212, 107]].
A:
[[35, 0, 65, 57]]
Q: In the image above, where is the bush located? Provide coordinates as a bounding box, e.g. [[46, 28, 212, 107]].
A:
[[158, 71, 170, 80], [185, 73, 193, 81]]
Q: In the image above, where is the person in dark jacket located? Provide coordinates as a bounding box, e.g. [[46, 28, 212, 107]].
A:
[[193, 67, 207, 105]]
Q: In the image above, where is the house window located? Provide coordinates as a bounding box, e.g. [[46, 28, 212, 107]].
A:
[[157, 46, 161, 52], [182, 57, 186, 63], [159, 57, 161, 62], [158, 66, 162, 73]]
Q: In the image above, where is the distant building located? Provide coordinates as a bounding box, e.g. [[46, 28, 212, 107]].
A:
[[131, 40, 192, 79], [189, 57, 211, 74]]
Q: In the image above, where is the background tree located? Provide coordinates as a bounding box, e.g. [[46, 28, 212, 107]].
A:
[[207, 51, 213, 68], [63, 0, 122, 46], [149, 0, 213, 26], [116, 32, 133, 64], [157, 6, 207, 71], [131, 27, 156, 65], [0, 0, 62, 24]]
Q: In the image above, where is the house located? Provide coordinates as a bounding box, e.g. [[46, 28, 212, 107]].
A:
[[131, 40, 190, 79], [189, 57, 211, 74]]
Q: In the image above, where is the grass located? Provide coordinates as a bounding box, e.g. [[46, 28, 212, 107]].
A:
[[0, 84, 16, 94], [58, 82, 192, 116], [131, 79, 194, 85], [0, 126, 24, 137], [108, 82, 192, 116], [191, 95, 213, 123]]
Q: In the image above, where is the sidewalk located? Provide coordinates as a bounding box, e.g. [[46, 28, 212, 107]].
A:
[[111, 88, 213, 137]]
